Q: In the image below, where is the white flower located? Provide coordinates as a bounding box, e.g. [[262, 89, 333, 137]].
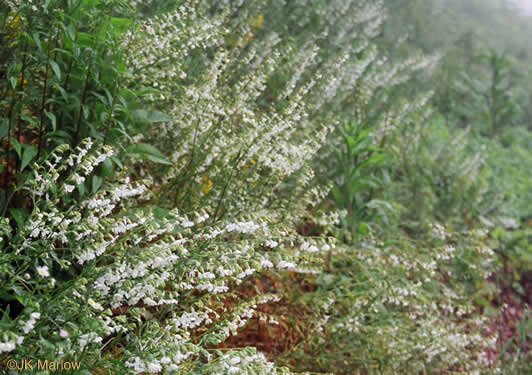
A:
[[59, 329, 69, 338], [0, 340, 16, 354], [88, 298, 103, 311], [23, 312, 40, 334], [225, 221, 260, 234], [276, 261, 296, 270], [74, 175, 85, 185], [64, 184, 75, 193], [307, 245, 319, 253], [79, 332, 102, 351], [229, 357, 241, 365], [147, 362, 162, 373], [37, 265, 50, 277], [260, 259, 273, 268], [30, 227, 40, 238], [126, 357, 146, 373], [181, 221, 194, 228], [265, 240, 278, 248], [160, 357, 171, 365]]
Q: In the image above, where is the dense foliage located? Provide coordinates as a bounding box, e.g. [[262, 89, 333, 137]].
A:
[[1, 0, 531, 374]]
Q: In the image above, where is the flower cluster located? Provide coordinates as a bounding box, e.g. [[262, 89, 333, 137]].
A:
[[301, 225, 499, 373], [1, 1, 508, 374], [0, 138, 330, 374]]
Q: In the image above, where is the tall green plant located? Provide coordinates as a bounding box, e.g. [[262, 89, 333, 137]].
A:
[[0, 0, 173, 214], [330, 122, 389, 238]]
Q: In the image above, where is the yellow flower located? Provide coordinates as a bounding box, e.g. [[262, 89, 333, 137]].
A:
[[10, 15, 21, 30], [250, 14, 264, 30], [242, 159, 256, 171], [4, 32, 17, 40], [4, 14, 21, 42], [200, 176, 213, 194], [17, 73, 28, 89]]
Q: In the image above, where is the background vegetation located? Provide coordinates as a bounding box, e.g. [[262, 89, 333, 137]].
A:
[[1, 0, 530, 374]]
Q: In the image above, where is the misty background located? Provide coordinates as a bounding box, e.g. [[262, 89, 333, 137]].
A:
[[514, 0, 532, 14], [0, 1, 531, 374]]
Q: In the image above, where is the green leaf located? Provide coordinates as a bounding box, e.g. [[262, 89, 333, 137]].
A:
[[131, 109, 172, 124], [110, 17, 133, 33], [50, 61, 61, 80], [21, 144, 38, 171], [77, 181, 86, 195], [92, 91, 108, 106], [92, 175, 103, 193], [117, 95, 128, 110], [20, 113, 38, 127], [76, 32, 94, 49], [10, 208, 29, 231], [101, 157, 114, 178], [82, 104, 90, 120], [104, 88, 113, 107], [11, 139, 22, 158], [0, 319, 14, 330], [110, 156, 123, 169], [366, 153, 389, 166], [46, 130, 72, 144], [52, 82, 68, 101], [0, 118, 9, 140], [145, 154, 172, 165], [32, 32, 43, 52], [366, 199, 394, 213], [1, 303, 12, 321], [45, 111, 57, 131], [128, 143, 171, 165], [357, 222, 370, 235]]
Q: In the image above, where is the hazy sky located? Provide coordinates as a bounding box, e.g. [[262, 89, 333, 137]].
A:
[[514, 0, 532, 14]]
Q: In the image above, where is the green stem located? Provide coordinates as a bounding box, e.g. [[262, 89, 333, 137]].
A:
[[15, 44, 29, 173], [74, 62, 91, 147], [37, 31, 54, 159]]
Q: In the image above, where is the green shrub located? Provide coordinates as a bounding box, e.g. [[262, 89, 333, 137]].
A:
[[282, 225, 499, 374], [389, 115, 498, 228], [0, 139, 334, 373], [2, 1, 530, 374]]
